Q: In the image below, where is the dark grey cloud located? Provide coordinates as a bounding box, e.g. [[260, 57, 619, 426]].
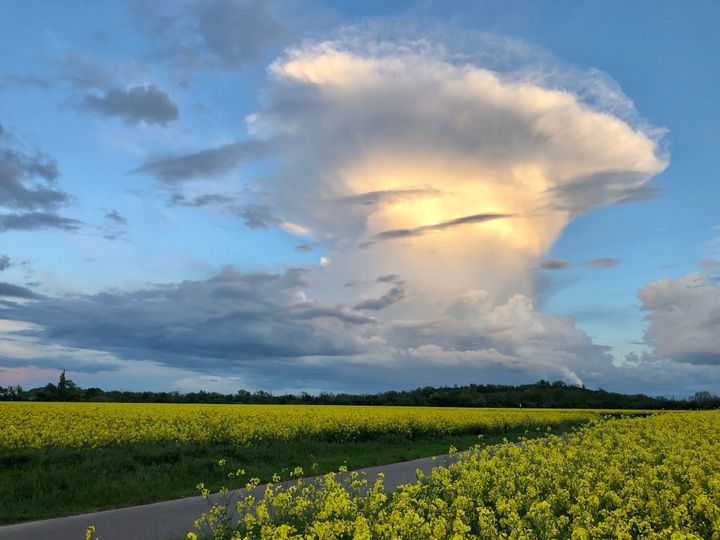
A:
[[0, 255, 9, 271], [0, 125, 79, 233], [5, 267, 379, 363], [0, 212, 82, 232], [1, 265, 618, 390], [135, 0, 286, 71], [355, 275, 406, 311], [6, 264, 713, 395], [0, 281, 37, 299], [0, 148, 64, 210], [362, 213, 511, 247], [539, 258, 570, 270], [132, 140, 269, 182], [80, 85, 179, 125], [583, 257, 620, 269], [295, 243, 314, 253]]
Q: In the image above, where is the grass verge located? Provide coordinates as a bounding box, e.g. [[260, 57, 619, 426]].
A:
[[1, 421, 582, 524]]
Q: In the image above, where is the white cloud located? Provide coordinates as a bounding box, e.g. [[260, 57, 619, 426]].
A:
[[245, 27, 666, 312], [279, 220, 312, 236]]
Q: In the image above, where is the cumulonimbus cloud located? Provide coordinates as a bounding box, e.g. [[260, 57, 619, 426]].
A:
[[131, 27, 667, 305], [239, 26, 668, 308]]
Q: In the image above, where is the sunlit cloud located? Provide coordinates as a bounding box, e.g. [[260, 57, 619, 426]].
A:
[[242, 26, 667, 310]]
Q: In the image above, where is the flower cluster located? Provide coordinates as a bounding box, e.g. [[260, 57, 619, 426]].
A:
[[0, 402, 611, 449], [192, 412, 720, 539]]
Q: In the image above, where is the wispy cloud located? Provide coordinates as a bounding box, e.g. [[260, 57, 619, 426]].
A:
[[361, 213, 512, 247], [539, 257, 620, 271], [583, 258, 621, 269], [539, 258, 570, 270], [0, 212, 81, 232], [132, 140, 269, 182]]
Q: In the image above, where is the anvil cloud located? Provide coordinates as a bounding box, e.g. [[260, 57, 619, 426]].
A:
[[236, 32, 667, 312]]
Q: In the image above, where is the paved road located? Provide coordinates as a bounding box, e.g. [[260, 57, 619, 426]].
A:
[[0, 453, 461, 540]]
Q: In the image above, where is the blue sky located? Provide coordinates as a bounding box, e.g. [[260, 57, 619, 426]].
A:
[[1, 0, 718, 396]]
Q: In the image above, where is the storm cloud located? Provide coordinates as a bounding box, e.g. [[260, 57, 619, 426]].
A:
[[4, 267, 378, 362], [1, 265, 619, 389]]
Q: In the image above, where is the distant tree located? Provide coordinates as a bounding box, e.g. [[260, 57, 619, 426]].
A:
[[5, 377, 708, 409], [0, 384, 22, 400], [691, 391, 714, 402], [58, 370, 67, 398], [56, 370, 81, 401]]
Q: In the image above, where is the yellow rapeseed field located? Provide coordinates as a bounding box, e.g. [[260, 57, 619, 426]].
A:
[[192, 411, 720, 539], [0, 402, 618, 449]]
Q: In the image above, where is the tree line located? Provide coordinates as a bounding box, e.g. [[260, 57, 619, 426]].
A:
[[1, 372, 718, 409]]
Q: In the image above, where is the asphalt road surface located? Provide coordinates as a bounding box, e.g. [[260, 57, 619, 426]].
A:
[[0, 453, 461, 540]]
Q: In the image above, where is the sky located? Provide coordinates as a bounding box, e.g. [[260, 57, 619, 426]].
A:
[[0, 0, 719, 397]]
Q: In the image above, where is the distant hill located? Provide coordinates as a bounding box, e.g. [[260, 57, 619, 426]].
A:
[[2, 374, 718, 409]]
